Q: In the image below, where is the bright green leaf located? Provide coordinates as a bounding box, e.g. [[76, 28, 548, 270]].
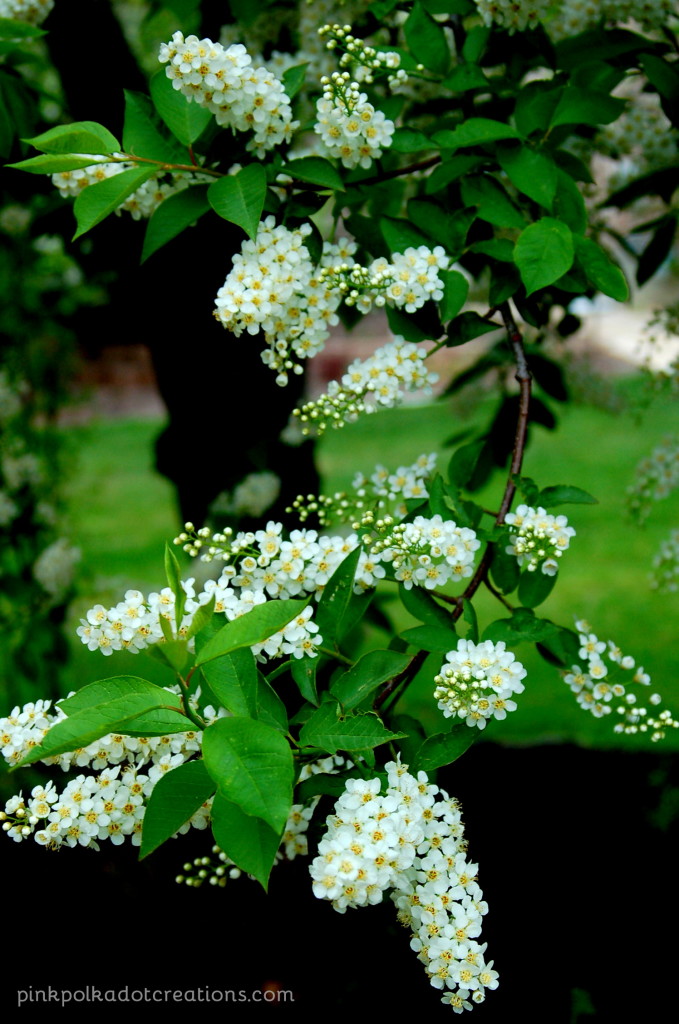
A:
[[438, 269, 469, 321], [518, 569, 557, 608], [208, 163, 267, 240], [72, 165, 158, 239], [330, 650, 413, 711], [434, 119, 520, 151], [538, 484, 598, 508], [404, 2, 450, 76], [299, 701, 405, 754], [150, 70, 211, 146], [498, 145, 557, 210], [211, 792, 280, 890], [282, 156, 344, 191], [8, 154, 110, 175], [411, 728, 476, 773], [123, 90, 185, 163], [195, 598, 307, 666], [24, 121, 120, 155], [400, 625, 457, 653], [140, 760, 215, 860], [550, 86, 625, 128], [461, 175, 526, 229], [281, 62, 309, 100], [202, 717, 294, 835]]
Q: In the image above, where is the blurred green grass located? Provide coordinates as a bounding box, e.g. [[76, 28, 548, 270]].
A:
[[61, 377, 678, 750]]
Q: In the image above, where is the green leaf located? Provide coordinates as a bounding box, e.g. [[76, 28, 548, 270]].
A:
[[448, 439, 486, 489], [438, 269, 469, 322], [140, 760, 215, 860], [208, 163, 267, 241], [8, 154, 111, 175], [164, 542, 186, 630], [122, 90, 185, 163], [314, 545, 363, 646], [291, 656, 319, 706], [538, 484, 597, 508], [470, 238, 516, 263], [514, 82, 563, 137], [141, 183, 210, 262], [57, 676, 170, 714], [24, 121, 120, 155], [420, 0, 473, 13], [552, 168, 587, 234], [549, 87, 626, 128], [434, 119, 520, 151], [498, 145, 557, 210], [195, 598, 307, 666], [211, 792, 280, 890], [399, 583, 453, 628], [425, 156, 482, 194], [447, 311, 501, 346], [17, 683, 188, 766], [390, 127, 433, 153], [462, 24, 490, 63], [514, 217, 574, 296], [0, 17, 46, 39], [461, 175, 525, 229], [404, 2, 450, 76], [442, 64, 487, 92], [281, 62, 309, 100], [408, 198, 463, 250], [200, 646, 258, 718], [461, 598, 478, 643], [489, 545, 520, 595], [330, 650, 413, 710], [636, 216, 678, 287], [573, 236, 628, 301], [202, 717, 293, 835], [72, 165, 158, 239], [299, 701, 405, 754], [518, 569, 557, 608], [150, 70, 211, 146], [185, 595, 216, 643], [282, 155, 344, 191], [483, 608, 559, 644], [380, 216, 431, 253], [411, 728, 476, 773], [400, 624, 457, 653]]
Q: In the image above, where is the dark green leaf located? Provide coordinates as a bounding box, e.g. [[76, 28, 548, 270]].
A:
[[489, 545, 520, 595], [399, 582, 453, 628], [434, 119, 520, 151], [550, 87, 625, 128], [438, 269, 469, 322], [538, 484, 597, 508], [314, 545, 363, 646], [461, 598, 478, 642], [425, 156, 482, 195], [489, 264, 521, 304], [400, 624, 457, 653], [142, 183, 211, 262], [448, 439, 486, 488], [518, 569, 557, 608], [483, 609, 559, 644], [72, 165, 158, 239], [202, 717, 293, 834], [411, 727, 476, 773], [140, 760, 215, 860], [331, 650, 413, 710], [200, 645, 258, 718], [514, 82, 563, 137], [404, 2, 450, 75], [514, 217, 574, 295], [420, 0, 473, 12], [380, 215, 431, 253], [447, 311, 502, 346], [390, 127, 433, 153], [552, 168, 587, 234], [442, 64, 487, 92], [572, 235, 628, 300], [211, 792, 280, 890], [208, 163, 267, 241], [283, 156, 344, 191], [150, 70, 211, 146], [0, 17, 46, 39], [636, 216, 678, 287], [299, 701, 405, 754], [281, 62, 309, 100], [164, 542, 186, 629], [291, 656, 319, 705], [461, 175, 525, 229], [470, 238, 515, 263], [24, 121, 120, 155], [123, 90, 185, 163], [498, 145, 557, 210]]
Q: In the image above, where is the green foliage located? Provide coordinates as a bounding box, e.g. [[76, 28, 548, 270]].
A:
[[208, 164, 268, 241], [140, 760, 215, 860]]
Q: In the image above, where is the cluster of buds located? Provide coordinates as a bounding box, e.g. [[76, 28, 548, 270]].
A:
[[173, 522, 237, 562], [176, 847, 241, 888], [318, 24, 406, 86], [504, 504, 575, 576], [434, 639, 527, 730]]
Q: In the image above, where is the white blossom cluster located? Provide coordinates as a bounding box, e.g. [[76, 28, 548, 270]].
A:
[[158, 32, 298, 153], [361, 512, 480, 591], [314, 72, 395, 169], [214, 217, 357, 386], [434, 639, 527, 730], [473, 0, 552, 32], [32, 537, 80, 601], [563, 618, 678, 741], [294, 336, 439, 435], [288, 452, 436, 526], [504, 504, 576, 576], [0, 0, 53, 24], [0, 697, 213, 849], [311, 761, 498, 1011], [76, 578, 323, 663], [322, 245, 450, 315], [598, 92, 678, 175], [650, 529, 679, 593], [627, 435, 679, 523], [318, 23, 405, 87]]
